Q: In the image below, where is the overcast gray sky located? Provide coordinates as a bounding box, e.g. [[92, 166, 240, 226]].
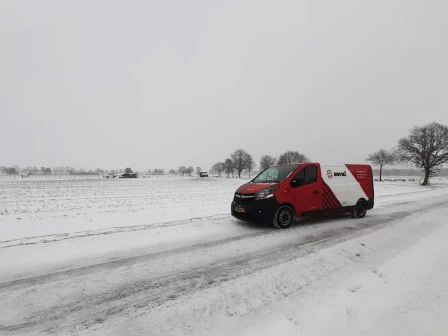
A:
[[1, 0, 447, 171]]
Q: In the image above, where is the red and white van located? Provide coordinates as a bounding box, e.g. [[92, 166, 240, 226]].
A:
[[231, 163, 374, 228]]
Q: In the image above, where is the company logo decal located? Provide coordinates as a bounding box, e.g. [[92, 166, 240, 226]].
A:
[[327, 170, 347, 178]]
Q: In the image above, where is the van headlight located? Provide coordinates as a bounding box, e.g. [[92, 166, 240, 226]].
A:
[[255, 185, 279, 200]]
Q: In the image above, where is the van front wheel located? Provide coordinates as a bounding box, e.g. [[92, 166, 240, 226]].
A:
[[273, 206, 294, 229]]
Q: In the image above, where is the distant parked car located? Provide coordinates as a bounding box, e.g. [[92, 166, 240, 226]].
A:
[[118, 172, 138, 178], [200, 172, 209, 177]]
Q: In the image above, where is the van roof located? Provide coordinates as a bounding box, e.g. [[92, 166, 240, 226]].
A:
[[273, 163, 371, 167], [273, 163, 303, 167]]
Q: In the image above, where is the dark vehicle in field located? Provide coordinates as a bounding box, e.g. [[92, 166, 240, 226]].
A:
[[117, 172, 138, 178]]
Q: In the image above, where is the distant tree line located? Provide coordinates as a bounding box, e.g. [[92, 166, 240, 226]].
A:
[[0, 165, 203, 178], [7, 122, 446, 185], [146, 167, 203, 176], [1, 166, 20, 175], [146, 168, 165, 175], [372, 168, 448, 177], [0, 166, 111, 177]]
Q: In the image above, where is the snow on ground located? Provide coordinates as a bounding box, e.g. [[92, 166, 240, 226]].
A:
[[0, 176, 247, 240], [206, 203, 448, 336], [0, 176, 248, 281], [0, 177, 444, 282], [1, 176, 448, 335], [2, 176, 443, 241]]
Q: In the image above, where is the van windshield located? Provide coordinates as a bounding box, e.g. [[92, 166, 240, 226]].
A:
[[252, 165, 299, 183]]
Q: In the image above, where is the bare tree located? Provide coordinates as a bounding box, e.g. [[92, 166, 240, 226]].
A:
[[366, 148, 396, 182], [95, 168, 104, 175], [245, 154, 255, 178], [260, 155, 277, 170], [224, 158, 234, 178], [187, 166, 194, 176], [39, 167, 51, 175], [397, 122, 448, 185], [178, 166, 187, 176], [5, 167, 18, 175], [124, 168, 133, 174], [278, 151, 309, 165], [56, 166, 66, 175], [169, 169, 176, 175], [231, 149, 251, 178], [211, 162, 224, 177]]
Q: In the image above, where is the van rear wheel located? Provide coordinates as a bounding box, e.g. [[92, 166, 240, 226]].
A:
[[273, 206, 294, 229], [353, 200, 367, 218]]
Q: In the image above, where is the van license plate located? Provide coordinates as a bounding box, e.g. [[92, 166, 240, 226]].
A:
[[235, 207, 245, 213]]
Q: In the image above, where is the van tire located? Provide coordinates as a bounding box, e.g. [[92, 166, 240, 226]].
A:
[[273, 206, 294, 229], [353, 200, 367, 218]]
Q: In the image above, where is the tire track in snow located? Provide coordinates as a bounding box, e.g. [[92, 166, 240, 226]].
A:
[[0, 214, 231, 249]]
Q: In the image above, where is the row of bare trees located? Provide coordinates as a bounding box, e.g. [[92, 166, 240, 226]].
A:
[[0, 166, 20, 175], [0, 166, 78, 176], [178, 166, 194, 176], [367, 122, 448, 185], [211, 150, 309, 178], [211, 149, 255, 178], [145, 168, 166, 175], [0, 165, 199, 177], [0, 166, 131, 177], [260, 151, 309, 170]]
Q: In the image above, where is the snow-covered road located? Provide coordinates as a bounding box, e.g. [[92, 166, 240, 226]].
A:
[[1, 179, 448, 335]]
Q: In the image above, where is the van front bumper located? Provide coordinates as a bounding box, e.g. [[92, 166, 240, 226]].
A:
[[231, 197, 280, 223]]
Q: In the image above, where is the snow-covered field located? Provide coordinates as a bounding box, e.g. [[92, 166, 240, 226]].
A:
[[1, 176, 448, 335], [0, 176, 246, 239]]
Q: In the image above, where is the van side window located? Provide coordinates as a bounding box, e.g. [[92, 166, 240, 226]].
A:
[[304, 166, 317, 184], [292, 166, 317, 187], [295, 168, 305, 181]]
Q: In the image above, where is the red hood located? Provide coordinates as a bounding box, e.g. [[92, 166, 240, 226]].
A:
[[236, 183, 278, 194]]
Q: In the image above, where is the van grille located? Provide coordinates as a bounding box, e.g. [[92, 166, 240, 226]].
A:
[[234, 193, 255, 205]]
